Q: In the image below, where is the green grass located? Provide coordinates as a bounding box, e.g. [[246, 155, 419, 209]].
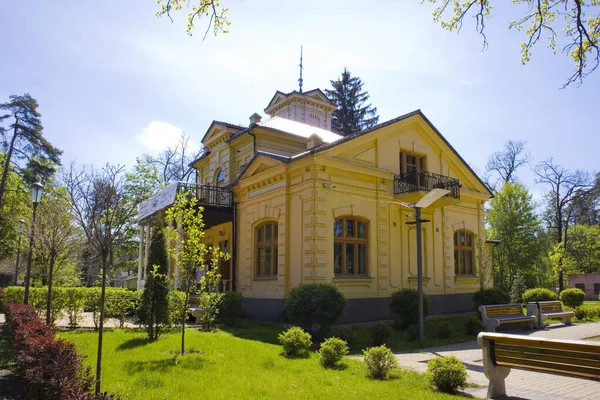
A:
[[59, 327, 465, 400]]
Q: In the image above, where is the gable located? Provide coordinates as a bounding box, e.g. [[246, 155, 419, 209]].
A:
[[202, 121, 243, 149], [236, 153, 287, 183]]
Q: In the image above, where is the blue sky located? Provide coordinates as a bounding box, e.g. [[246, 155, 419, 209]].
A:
[[1, 1, 598, 202]]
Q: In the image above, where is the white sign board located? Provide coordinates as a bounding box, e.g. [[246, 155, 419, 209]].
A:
[[137, 182, 178, 222]]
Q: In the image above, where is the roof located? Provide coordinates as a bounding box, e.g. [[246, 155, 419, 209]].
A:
[[232, 151, 290, 185], [257, 117, 342, 143], [199, 120, 246, 145]]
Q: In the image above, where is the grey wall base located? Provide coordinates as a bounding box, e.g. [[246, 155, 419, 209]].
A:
[[241, 292, 475, 324]]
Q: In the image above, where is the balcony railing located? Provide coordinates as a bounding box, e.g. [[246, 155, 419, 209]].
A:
[[394, 170, 460, 199], [177, 183, 233, 208]]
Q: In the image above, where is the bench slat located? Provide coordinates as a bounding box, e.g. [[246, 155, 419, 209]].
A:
[[495, 355, 600, 380], [496, 343, 600, 362], [495, 348, 600, 369], [485, 306, 524, 317], [482, 334, 600, 355]]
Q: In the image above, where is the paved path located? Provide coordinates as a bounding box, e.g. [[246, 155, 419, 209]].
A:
[[396, 322, 600, 399]]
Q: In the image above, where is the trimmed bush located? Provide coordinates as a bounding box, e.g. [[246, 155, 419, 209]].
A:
[[405, 324, 419, 341], [217, 291, 244, 326], [427, 355, 467, 393], [278, 327, 312, 357], [326, 325, 355, 346], [436, 321, 454, 339], [573, 307, 589, 321], [560, 288, 585, 308], [318, 337, 349, 368], [284, 284, 346, 331], [473, 288, 511, 312], [390, 288, 429, 329], [362, 345, 398, 380], [64, 287, 86, 328], [522, 288, 558, 303], [369, 322, 392, 346], [464, 316, 485, 335], [0, 286, 24, 310]]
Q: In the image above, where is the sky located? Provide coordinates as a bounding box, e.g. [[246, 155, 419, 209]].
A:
[[1, 1, 598, 203]]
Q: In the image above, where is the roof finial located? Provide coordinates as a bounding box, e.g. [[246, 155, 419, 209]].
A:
[[298, 46, 303, 93]]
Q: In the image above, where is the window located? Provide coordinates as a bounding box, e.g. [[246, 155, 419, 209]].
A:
[[454, 230, 474, 275], [334, 217, 368, 277], [215, 169, 225, 187], [576, 283, 586, 291], [255, 221, 278, 278], [594, 284, 600, 296], [399, 152, 425, 174]]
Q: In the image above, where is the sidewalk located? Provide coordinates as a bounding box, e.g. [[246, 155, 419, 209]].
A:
[[395, 322, 600, 400]]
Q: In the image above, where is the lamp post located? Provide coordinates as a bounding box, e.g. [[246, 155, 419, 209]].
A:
[[403, 188, 449, 346], [13, 219, 26, 286], [23, 182, 43, 306]]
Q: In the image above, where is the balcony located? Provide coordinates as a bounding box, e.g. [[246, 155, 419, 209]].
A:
[[394, 170, 460, 205], [177, 183, 233, 208]]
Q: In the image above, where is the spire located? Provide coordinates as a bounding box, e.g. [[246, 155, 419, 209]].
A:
[[298, 46, 303, 93]]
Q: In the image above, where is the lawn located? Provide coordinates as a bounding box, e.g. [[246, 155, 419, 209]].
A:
[[60, 327, 466, 400]]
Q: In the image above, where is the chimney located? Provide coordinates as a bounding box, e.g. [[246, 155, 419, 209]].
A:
[[307, 133, 324, 150], [249, 113, 262, 125]]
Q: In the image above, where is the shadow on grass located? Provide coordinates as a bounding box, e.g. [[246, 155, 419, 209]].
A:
[[219, 321, 284, 346], [116, 336, 153, 351], [125, 353, 207, 374]]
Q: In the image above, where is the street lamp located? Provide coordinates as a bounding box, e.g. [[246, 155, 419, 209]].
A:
[[403, 188, 449, 346], [13, 219, 25, 286], [23, 182, 43, 305]]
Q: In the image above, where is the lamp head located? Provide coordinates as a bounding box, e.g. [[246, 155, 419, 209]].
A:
[[31, 182, 44, 204], [18, 219, 25, 233]]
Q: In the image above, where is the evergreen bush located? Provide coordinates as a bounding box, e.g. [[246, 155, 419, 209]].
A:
[[217, 291, 244, 326], [284, 284, 346, 331], [369, 322, 392, 346], [318, 337, 349, 368], [326, 325, 355, 346], [436, 321, 454, 339], [464, 316, 485, 335], [405, 324, 419, 341], [427, 355, 467, 393], [390, 288, 429, 329], [510, 274, 527, 303], [522, 288, 558, 303], [278, 327, 312, 357], [473, 288, 511, 312], [362, 345, 398, 380], [560, 288, 585, 308]]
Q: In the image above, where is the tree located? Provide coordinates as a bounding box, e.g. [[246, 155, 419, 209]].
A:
[[486, 140, 531, 190], [136, 133, 201, 184], [165, 193, 227, 355], [325, 68, 379, 136], [137, 222, 170, 340], [564, 224, 600, 273], [569, 172, 600, 226], [62, 163, 143, 394], [0, 94, 62, 210], [486, 183, 543, 290], [0, 153, 30, 261], [535, 159, 592, 290], [157, 0, 231, 38], [424, 1, 600, 87]]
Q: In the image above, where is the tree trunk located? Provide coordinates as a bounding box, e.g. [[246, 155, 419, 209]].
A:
[[181, 271, 193, 356], [45, 253, 57, 325], [0, 120, 19, 210], [95, 252, 108, 395]]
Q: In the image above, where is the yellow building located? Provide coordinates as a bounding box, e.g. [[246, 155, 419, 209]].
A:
[[138, 88, 493, 323]]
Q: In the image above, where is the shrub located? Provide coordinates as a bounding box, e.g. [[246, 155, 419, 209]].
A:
[[326, 325, 355, 346], [369, 322, 392, 346], [473, 288, 511, 312], [196, 291, 224, 330], [137, 266, 170, 339], [560, 288, 585, 308], [284, 284, 346, 331], [217, 291, 244, 326], [0, 286, 24, 310], [168, 289, 187, 327], [390, 289, 429, 329], [436, 321, 454, 339], [105, 289, 139, 329], [510, 274, 527, 303], [405, 324, 419, 341], [278, 327, 312, 357], [522, 288, 558, 303], [427, 355, 467, 393], [464, 316, 485, 335], [362, 345, 398, 380], [318, 337, 349, 368], [63, 287, 86, 328], [85, 287, 106, 330], [573, 307, 589, 321]]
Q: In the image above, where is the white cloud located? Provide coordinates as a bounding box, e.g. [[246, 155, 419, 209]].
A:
[[137, 121, 199, 153]]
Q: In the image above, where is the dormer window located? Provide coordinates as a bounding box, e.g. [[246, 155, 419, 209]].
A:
[[215, 169, 225, 187], [400, 152, 425, 174]]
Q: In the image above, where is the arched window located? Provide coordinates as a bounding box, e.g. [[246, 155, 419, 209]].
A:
[[215, 169, 225, 187], [454, 230, 474, 275], [255, 221, 278, 278], [334, 217, 369, 277]]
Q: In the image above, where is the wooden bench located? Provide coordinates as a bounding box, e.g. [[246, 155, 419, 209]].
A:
[[479, 304, 536, 332], [526, 301, 575, 329], [478, 332, 600, 398]]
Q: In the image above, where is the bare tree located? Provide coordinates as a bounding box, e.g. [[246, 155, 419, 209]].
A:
[[535, 159, 593, 291], [486, 140, 531, 190], [139, 133, 201, 184], [62, 163, 143, 394]]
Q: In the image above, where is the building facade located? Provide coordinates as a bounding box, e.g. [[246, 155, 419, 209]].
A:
[[138, 88, 493, 323]]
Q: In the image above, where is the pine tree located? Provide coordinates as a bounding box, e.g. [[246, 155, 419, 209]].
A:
[[0, 94, 62, 210], [325, 68, 379, 136], [137, 222, 170, 340]]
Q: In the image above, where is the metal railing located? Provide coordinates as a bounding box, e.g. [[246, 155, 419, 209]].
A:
[[177, 183, 233, 208], [394, 170, 460, 199]]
